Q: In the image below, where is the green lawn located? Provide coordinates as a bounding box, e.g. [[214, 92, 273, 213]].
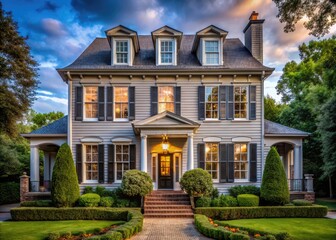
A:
[[219, 218, 336, 240], [316, 198, 336, 211], [0, 220, 125, 240]]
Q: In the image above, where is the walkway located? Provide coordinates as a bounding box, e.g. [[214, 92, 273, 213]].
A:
[[131, 218, 210, 240], [0, 203, 20, 221]]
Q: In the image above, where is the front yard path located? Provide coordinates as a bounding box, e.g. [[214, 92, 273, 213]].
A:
[[131, 218, 210, 240]]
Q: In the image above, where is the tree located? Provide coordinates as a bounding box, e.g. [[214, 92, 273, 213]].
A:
[[318, 92, 336, 198], [260, 147, 289, 205], [31, 110, 65, 131], [0, 3, 38, 137], [264, 95, 286, 122], [51, 143, 80, 207], [0, 134, 22, 178], [273, 0, 336, 37]]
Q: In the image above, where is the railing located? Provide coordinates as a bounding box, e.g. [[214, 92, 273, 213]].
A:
[[288, 179, 306, 192]]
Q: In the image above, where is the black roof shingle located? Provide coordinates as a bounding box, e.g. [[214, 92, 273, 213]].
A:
[[29, 116, 68, 135]]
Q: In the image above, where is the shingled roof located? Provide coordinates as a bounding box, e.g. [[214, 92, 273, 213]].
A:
[[264, 120, 309, 137], [22, 116, 68, 137], [60, 35, 273, 71]]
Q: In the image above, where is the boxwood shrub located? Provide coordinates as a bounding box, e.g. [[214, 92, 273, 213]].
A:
[[292, 199, 312, 206], [79, 193, 101, 207], [196, 197, 211, 207], [237, 194, 259, 207], [195, 205, 328, 220], [219, 195, 238, 207], [100, 197, 114, 207], [20, 200, 53, 207], [229, 185, 260, 197]]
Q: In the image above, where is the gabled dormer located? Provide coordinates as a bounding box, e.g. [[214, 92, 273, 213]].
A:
[[151, 26, 183, 66], [105, 25, 140, 66], [192, 25, 228, 66]]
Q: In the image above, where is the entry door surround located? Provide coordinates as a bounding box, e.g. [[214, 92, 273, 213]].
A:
[[158, 153, 174, 189]]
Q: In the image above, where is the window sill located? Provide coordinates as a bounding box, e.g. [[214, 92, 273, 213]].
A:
[[203, 119, 221, 123], [234, 180, 249, 183], [82, 119, 99, 122], [114, 119, 130, 122], [231, 119, 252, 122]]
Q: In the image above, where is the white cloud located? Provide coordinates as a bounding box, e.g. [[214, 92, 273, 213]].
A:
[[36, 90, 53, 96]]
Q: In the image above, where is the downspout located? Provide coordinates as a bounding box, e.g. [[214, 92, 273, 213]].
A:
[[67, 71, 73, 152], [261, 71, 265, 183]]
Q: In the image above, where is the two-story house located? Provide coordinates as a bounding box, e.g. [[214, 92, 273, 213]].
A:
[[23, 11, 311, 196]]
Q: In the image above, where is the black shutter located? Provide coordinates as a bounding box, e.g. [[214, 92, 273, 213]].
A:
[[106, 86, 113, 121], [150, 86, 158, 116], [129, 87, 135, 121], [219, 144, 228, 183], [249, 85, 256, 120], [174, 86, 181, 115], [226, 86, 234, 120], [76, 144, 82, 183], [98, 145, 104, 183], [219, 86, 226, 120], [75, 87, 83, 121], [98, 86, 105, 121], [108, 145, 115, 183], [129, 144, 136, 169], [198, 143, 205, 169], [198, 86, 205, 120], [227, 144, 234, 183], [249, 143, 257, 182]]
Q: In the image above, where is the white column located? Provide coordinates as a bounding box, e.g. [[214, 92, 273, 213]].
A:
[[187, 133, 194, 170], [30, 146, 40, 192], [294, 145, 301, 179], [141, 135, 147, 172]]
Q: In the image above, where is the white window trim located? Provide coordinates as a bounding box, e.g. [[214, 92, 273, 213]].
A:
[[112, 38, 131, 66], [205, 142, 220, 183], [234, 86, 249, 120], [114, 86, 129, 121], [157, 38, 177, 66], [82, 144, 99, 184], [114, 143, 130, 183], [202, 38, 222, 66], [83, 86, 98, 122], [234, 143, 249, 182], [205, 86, 219, 120]]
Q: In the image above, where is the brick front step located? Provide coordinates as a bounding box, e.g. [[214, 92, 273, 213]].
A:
[[146, 195, 190, 199], [145, 200, 191, 205], [145, 210, 193, 214], [145, 205, 192, 209], [144, 213, 194, 218]]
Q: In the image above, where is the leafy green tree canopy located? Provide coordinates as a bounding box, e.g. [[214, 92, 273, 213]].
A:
[[31, 110, 64, 131], [264, 95, 286, 122], [0, 3, 38, 137], [273, 0, 336, 37]]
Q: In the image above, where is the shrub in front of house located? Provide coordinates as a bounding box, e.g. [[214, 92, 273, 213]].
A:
[[79, 193, 101, 207], [292, 199, 313, 206], [51, 143, 80, 207], [0, 182, 20, 204], [180, 168, 213, 197], [100, 196, 114, 207], [218, 195, 238, 207], [121, 170, 153, 197], [229, 185, 260, 197], [260, 147, 289, 206], [196, 197, 212, 207], [83, 186, 94, 194], [211, 198, 220, 207], [237, 194, 259, 207], [20, 200, 52, 207]]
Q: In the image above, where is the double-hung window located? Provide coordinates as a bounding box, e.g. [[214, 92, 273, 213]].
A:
[[205, 143, 219, 181], [85, 145, 98, 183], [205, 86, 218, 119], [234, 143, 248, 180], [115, 145, 129, 181], [115, 40, 128, 64], [234, 86, 248, 119], [84, 87, 98, 120], [205, 40, 219, 65], [158, 86, 174, 113], [160, 40, 173, 64], [114, 87, 129, 120]]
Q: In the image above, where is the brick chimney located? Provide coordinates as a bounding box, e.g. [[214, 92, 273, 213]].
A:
[[243, 11, 265, 63]]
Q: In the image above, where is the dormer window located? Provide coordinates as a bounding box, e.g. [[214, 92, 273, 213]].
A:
[[115, 40, 128, 64], [205, 40, 219, 65], [160, 40, 173, 64]]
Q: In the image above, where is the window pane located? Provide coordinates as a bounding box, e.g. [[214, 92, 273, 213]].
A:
[[85, 87, 98, 119], [233, 143, 248, 179], [160, 41, 173, 64], [116, 41, 128, 63], [115, 87, 129, 119], [234, 86, 248, 119], [158, 86, 175, 113]]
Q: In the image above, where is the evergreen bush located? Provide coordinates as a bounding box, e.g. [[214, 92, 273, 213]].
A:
[[121, 170, 153, 197], [260, 147, 289, 206], [292, 199, 312, 206], [180, 168, 213, 197], [218, 195, 238, 207], [51, 143, 80, 207], [237, 194, 259, 207], [100, 197, 114, 207], [196, 197, 211, 207], [79, 193, 101, 207], [229, 185, 260, 197]]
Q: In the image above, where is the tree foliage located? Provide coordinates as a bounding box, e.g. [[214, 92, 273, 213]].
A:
[[0, 134, 22, 178], [51, 143, 80, 207], [121, 170, 153, 197], [260, 147, 289, 205], [30, 110, 65, 131], [264, 95, 286, 122], [0, 3, 38, 137], [273, 0, 336, 37]]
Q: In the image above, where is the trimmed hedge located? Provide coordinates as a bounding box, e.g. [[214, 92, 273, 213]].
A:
[[195, 205, 328, 220], [292, 199, 312, 206], [237, 194, 259, 207], [194, 214, 249, 240], [0, 182, 20, 204], [229, 185, 260, 198], [20, 200, 53, 207], [79, 193, 101, 207], [219, 195, 238, 207], [100, 197, 114, 207], [10, 207, 140, 221]]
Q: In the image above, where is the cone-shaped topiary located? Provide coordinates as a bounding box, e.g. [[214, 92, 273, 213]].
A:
[[260, 147, 290, 205], [51, 143, 80, 207]]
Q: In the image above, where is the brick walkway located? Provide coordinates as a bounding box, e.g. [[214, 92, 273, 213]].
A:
[[131, 218, 210, 240]]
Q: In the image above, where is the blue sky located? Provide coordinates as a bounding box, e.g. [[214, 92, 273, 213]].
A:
[[2, 0, 335, 114]]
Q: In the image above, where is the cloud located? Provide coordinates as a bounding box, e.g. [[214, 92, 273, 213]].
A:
[[36, 1, 59, 13], [36, 90, 53, 96], [33, 97, 68, 114]]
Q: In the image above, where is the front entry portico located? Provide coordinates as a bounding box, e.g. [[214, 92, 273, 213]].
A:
[[133, 111, 200, 190]]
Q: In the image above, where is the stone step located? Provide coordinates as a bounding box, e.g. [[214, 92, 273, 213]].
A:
[[144, 205, 192, 209], [144, 213, 194, 218]]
